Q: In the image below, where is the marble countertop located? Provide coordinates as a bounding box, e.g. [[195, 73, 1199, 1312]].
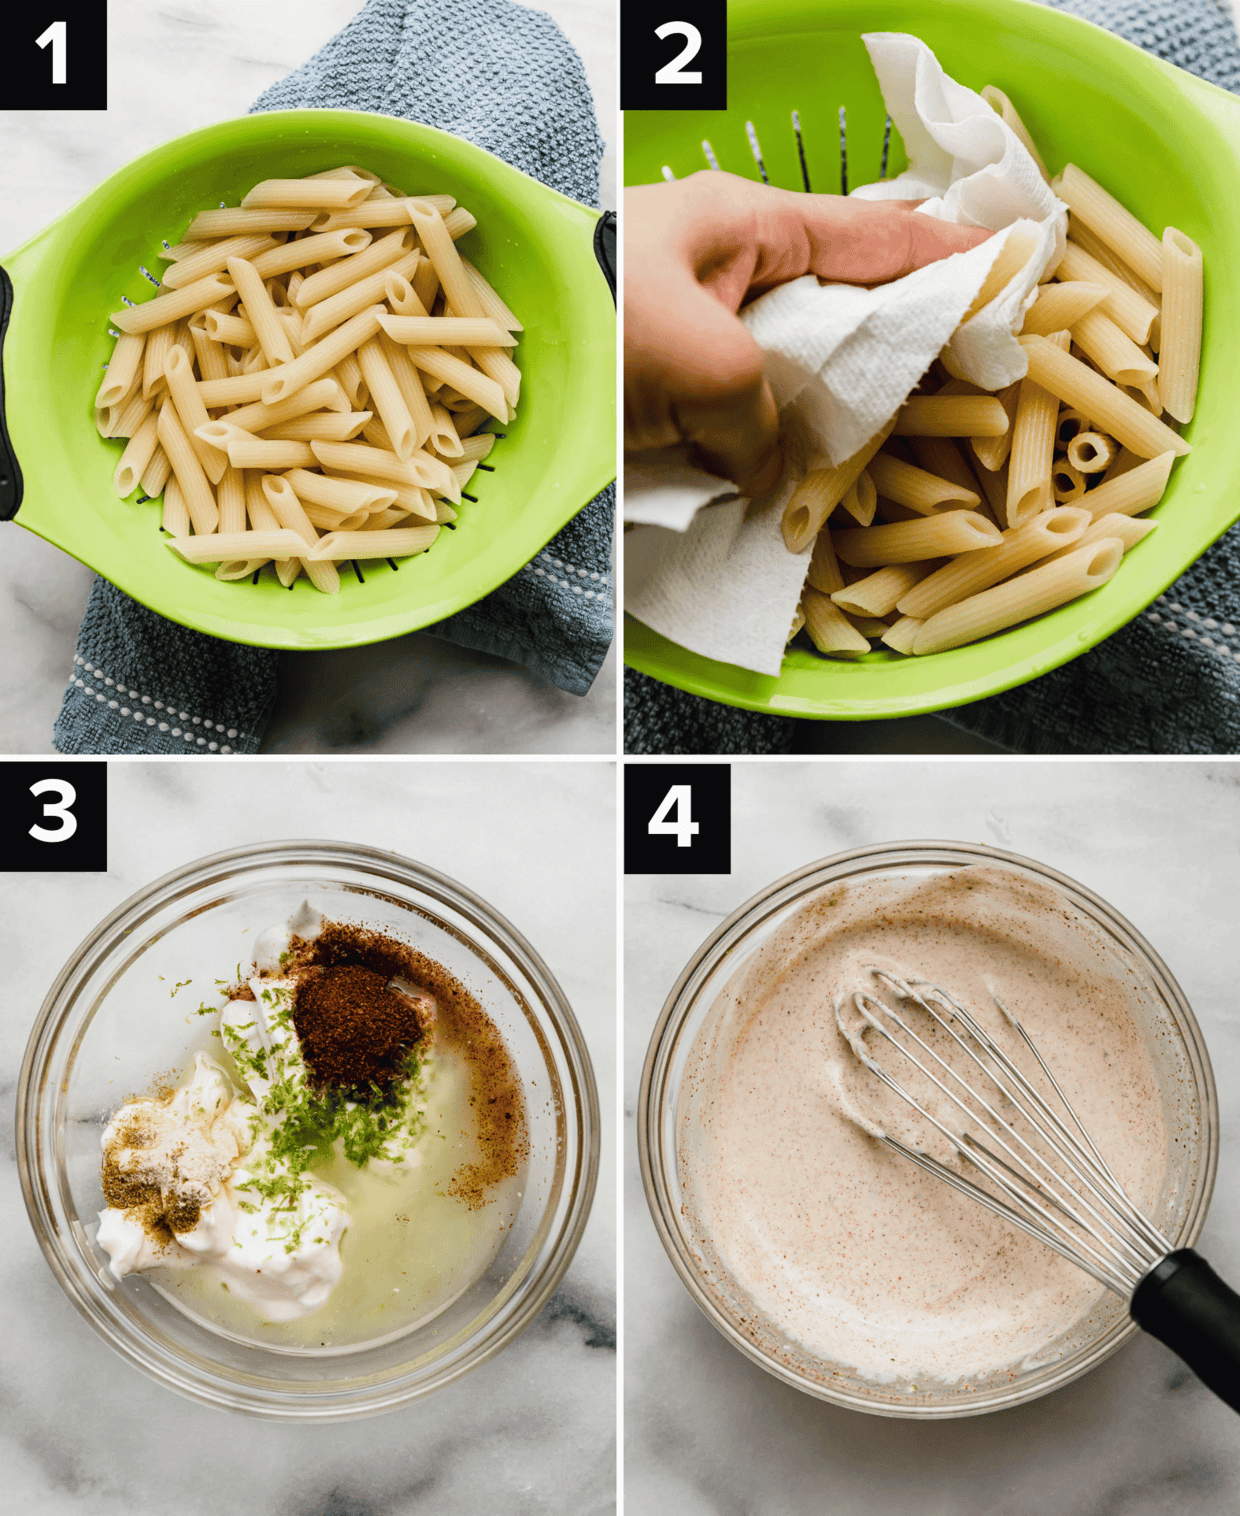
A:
[[0, 0, 616, 755], [1, 760, 615, 1514], [625, 760, 1240, 1515]]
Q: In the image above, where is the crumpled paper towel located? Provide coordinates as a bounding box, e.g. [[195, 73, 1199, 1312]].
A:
[[623, 446, 738, 531], [625, 31, 1069, 676]]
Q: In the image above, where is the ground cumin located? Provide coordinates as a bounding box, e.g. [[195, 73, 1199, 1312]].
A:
[[293, 964, 423, 1095], [269, 919, 529, 1209]]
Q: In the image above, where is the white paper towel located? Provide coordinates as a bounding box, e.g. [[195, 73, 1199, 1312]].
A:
[[623, 446, 739, 531], [624, 32, 1069, 677]]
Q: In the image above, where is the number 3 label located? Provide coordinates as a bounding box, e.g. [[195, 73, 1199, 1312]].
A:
[[648, 784, 700, 847], [29, 778, 78, 842], [653, 22, 703, 85]]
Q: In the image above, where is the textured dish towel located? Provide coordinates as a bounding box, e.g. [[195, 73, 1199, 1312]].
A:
[[55, 0, 612, 756], [626, 0, 1240, 756]]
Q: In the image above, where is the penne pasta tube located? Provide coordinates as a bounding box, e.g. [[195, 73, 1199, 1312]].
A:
[[1055, 408, 1092, 447], [980, 86, 1050, 180], [782, 420, 895, 552], [242, 178, 371, 211], [140, 446, 172, 497], [294, 227, 415, 309], [971, 457, 1009, 519], [961, 229, 1039, 322], [160, 241, 205, 262], [411, 256, 441, 314], [281, 469, 396, 514], [226, 438, 319, 469], [868, 452, 982, 515], [165, 346, 228, 484], [881, 615, 925, 655], [263, 411, 371, 442], [460, 258, 522, 331], [224, 377, 347, 434], [113, 413, 160, 497], [808, 528, 845, 593], [162, 476, 191, 537], [260, 475, 340, 594], [249, 228, 372, 279], [1036, 511, 1158, 565], [112, 390, 154, 440], [157, 403, 219, 535], [908, 439, 982, 501], [1069, 306, 1158, 386], [1018, 335, 1190, 458], [434, 500, 458, 524], [375, 316, 517, 348], [1100, 445, 1143, 484], [309, 195, 454, 232], [1055, 243, 1158, 345], [893, 396, 1009, 437], [843, 612, 890, 639], [802, 588, 872, 656], [168, 529, 309, 563], [1080, 450, 1175, 519], [310, 438, 452, 493], [260, 306, 385, 406], [96, 332, 146, 409], [305, 526, 440, 560], [830, 560, 940, 617], [302, 502, 367, 531], [112, 272, 237, 334], [389, 339, 507, 421], [912, 537, 1124, 655], [897, 508, 1090, 619], [1052, 165, 1163, 292], [161, 234, 278, 290], [195, 372, 270, 406], [227, 257, 295, 367], [1006, 329, 1069, 528], [184, 209, 316, 239], [466, 344, 521, 411], [443, 208, 477, 240], [1020, 281, 1110, 337], [216, 465, 246, 535], [970, 382, 1020, 471], [358, 337, 419, 460], [427, 403, 463, 459], [1158, 227, 1203, 425], [275, 557, 304, 588], [215, 559, 270, 581], [244, 472, 280, 532], [1067, 214, 1159, 304], [204, 311, 257, 346], [359, 507, 412, 531], [1051, 459, 1087, 502], [406, 200, 484, 318], [142, 323, 177, 399], [834, 511, 1001, 567], [1066, 430, 1117, 473]]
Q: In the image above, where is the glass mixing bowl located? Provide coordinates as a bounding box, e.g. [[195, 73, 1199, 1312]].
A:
[[18, 841, 599, 1421], [638, 841, 1218, 1418]]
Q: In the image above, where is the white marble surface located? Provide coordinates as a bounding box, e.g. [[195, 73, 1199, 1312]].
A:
[[1, 760, 615, 1513], [0, 0, 616, 755], [625, 760, 1240, 1515]]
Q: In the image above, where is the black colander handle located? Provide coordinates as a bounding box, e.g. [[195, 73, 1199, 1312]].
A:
[[593, 210, 616, 303], [1132, 1249, 1240, 1413], [0, 266, 22, 521]]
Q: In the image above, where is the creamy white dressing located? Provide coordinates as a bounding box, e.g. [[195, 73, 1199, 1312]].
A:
[[678, 866, 1168, 1385]]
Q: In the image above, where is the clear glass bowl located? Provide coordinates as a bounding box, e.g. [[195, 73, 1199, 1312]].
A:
[[638, 841, 1218, 1418], [18, 841, 599, 1421]]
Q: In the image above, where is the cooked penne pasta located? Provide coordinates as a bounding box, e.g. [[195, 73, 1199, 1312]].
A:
[[802, 588, 872, 656], [300, 251, 421, 343], [305, 526, 440, 560], [881, 614, 925, 655], [807, 526, 844, 594], [260, 306, 385, 406], [112, 272, 238, 335], [243, 178, 372, 211], [868, 452, 981, 515], [1051, 459, 1087, 502], [96, 332, 146, 409], [162, 476, 191, 536], [167, 529, 308, 563], [1053, 165, 1164, 292], [1018, 336, 1190, 458], [113, 413, 160, 497], [406, 200, 484, 318], [1006, 330, 1068, 527], [1036, 511, 1158, 564], [830, 561, 939, 617], [1020, 282, 1109, 337], [1069, 306, 1157, 386], [1054, 242, 1158, 346], [1066, 431, 1117, 473], [165, 346, 227, 484], [372, 316, 517, 348], [833, 511, 1001, 567], [981, 85, 1050, 180], [782, 422, 896, 552], [1158, 227, 1203, 425], [162, 234, 278, 291], [1080, 450, 1176, 519], [294, 228, 415, 309], [1067, 215, 1159, 304], [357, 338, 419, 461], [157, 402, 219, 535], [912, 537, 1124, 655], [184, 208, 316, 239], [893, 396, 1010, 437], [970, 382, 1020, 471]]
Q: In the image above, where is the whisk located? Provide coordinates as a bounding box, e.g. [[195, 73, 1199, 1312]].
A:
[[838, 968, 1240, 1412]]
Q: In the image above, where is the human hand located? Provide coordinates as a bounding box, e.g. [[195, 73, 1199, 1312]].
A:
[[624, 172, 993, 496]]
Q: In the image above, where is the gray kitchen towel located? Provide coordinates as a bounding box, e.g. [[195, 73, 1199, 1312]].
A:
[[625, 0, 1240, 756], [55, 0, 613, 755]]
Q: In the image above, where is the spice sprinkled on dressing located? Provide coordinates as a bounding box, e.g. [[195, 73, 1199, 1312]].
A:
[[677, 866, 1169, 1386]]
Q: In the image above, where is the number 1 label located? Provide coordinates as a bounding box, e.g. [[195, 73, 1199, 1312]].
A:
[[36, 21, 67, 84], [0, 9, 107, 110]]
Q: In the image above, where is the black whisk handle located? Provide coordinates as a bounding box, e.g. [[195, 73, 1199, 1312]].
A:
[[1131, 1249, 1240, 1412]]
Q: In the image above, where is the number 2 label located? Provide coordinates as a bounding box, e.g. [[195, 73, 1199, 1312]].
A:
[[654, 22, 703, 85]]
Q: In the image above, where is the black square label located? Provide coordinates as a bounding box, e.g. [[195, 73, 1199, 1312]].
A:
[[0, 8, 109, 111], [0, 762, 108, 871], [621, 0, 727, 112], [625, 763, 730, 874]]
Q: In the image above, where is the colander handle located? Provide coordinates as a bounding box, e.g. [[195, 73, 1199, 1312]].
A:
[[1132, 1249, 1240, 1413], [0, 266, 23, 521], [594, 210, 616, 303]]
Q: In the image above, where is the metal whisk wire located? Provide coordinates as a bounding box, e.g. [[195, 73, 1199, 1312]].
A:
[[839, 970, 1172, 1297]]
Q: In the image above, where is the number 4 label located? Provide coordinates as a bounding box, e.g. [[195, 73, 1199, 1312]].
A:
[[625, 764, 730, 875], [648, 784, 700, 847]]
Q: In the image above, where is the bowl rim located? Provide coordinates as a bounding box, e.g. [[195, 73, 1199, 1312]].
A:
[[17, 839, 601, 1420], [637, 840, 1219, 1417]]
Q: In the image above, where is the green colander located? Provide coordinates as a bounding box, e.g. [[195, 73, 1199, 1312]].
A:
[[624, 0, 1240, 720], [0, 109, 615, 651]]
